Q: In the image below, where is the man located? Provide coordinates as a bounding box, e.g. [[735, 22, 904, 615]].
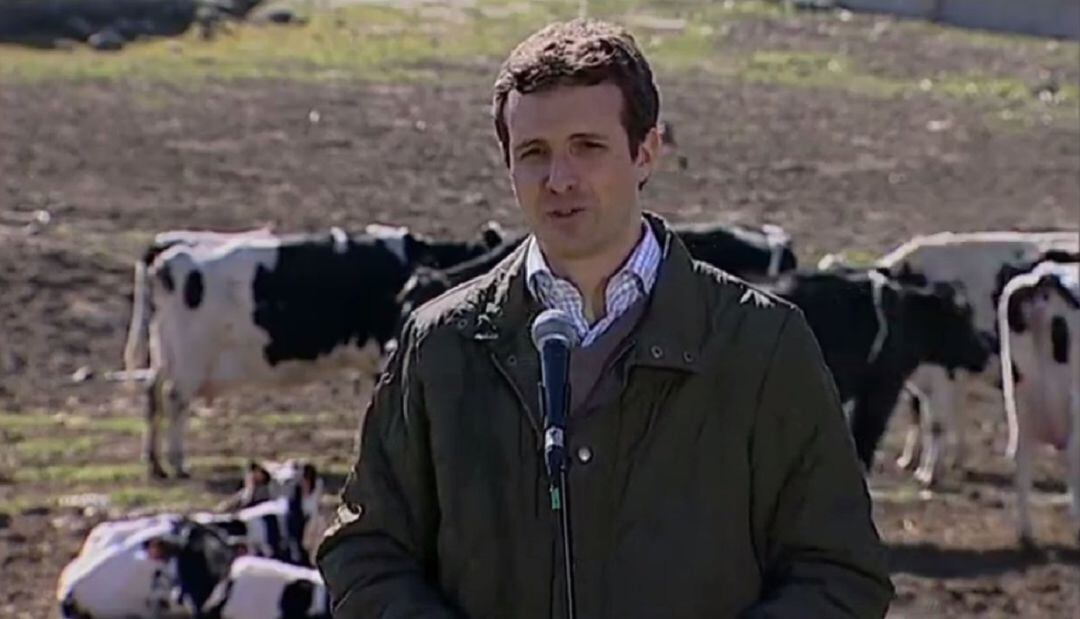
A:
[[317, 18, 894, 619]]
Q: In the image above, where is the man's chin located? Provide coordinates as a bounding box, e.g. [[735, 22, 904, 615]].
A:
[[535, 235, 596, 263]]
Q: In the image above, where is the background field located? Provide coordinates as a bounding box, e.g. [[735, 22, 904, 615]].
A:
[[1, 1, 1078, 616]]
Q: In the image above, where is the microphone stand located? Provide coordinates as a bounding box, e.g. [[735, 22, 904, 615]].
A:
[[538, 344, 577, 619]]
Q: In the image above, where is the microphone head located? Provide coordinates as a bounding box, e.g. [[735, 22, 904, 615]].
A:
[[531, 308, 580, 350]]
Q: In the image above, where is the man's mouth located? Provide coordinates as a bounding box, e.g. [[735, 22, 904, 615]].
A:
[[548, 206, 584, 219]]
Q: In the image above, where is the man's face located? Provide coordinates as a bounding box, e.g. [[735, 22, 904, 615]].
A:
[[504, 82, 659, 263]]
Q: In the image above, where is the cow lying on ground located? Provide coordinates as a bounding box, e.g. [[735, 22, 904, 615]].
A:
[[874, 230, 1079, 485], [58, 517, 234, 619], [997, 257, 1080, 545], [399, 220, 797, 321], [59, 461, 324, 617], [61, 519, 332, 619], [760, 267, 991, 469], [78, 460, 323, 565], [123, 223, 502, 479], [201, 556, 330, 619]]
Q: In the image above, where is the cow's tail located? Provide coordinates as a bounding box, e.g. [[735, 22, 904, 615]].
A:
[[999, 276, 1026, 461], [761, 224, 792, 277], [123, 259, 152, 378], [865, 269, 891, 364]]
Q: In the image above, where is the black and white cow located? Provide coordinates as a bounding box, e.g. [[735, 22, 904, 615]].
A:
[[876, 230, 1079, 485], [673, 221, 796, 281], [997, 257, 1080, 545], [123, 224, 502, 479], [761, 267, 991, 469], [194, 466, 325, 567], [58, 518, 234, 619], [397, 221, 797, 321], [201, 556, 330, 619], [60, 464, 324, 617], [398, 234, 528, 320], [76, 460, 323, 567]]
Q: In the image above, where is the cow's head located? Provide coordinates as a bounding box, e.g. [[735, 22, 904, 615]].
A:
[[172, 519, 235, 615], [900, 280, 991, 373], [394, 222, 510, 271]]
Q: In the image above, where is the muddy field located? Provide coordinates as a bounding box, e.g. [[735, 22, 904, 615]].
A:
[[1, 3, 1079, 617]]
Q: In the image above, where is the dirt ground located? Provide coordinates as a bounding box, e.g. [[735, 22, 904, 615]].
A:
[[1, 6, 1079, 618]]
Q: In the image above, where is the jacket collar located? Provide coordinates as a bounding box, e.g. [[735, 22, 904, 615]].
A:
[[451, 212, 709, 374]]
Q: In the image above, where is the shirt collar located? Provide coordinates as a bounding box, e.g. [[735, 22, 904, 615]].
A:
[[525, 219, 660, 304]]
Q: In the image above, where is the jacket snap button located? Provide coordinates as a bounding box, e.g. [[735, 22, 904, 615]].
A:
[[683, 351, 694, 363], [456, 319, 468, 329], [577, 446, 593, 464], [650, 345, 663, 359], [506, 354, 517, 366]]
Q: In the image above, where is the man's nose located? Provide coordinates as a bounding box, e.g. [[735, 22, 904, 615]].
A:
[[544, 152, 578, 194]]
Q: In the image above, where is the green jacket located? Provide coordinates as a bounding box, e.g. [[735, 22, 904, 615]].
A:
[[317, 215, 894, 619]]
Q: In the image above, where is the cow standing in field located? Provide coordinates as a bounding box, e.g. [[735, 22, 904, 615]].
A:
[[760, 267, 991, 469], [997, 257, 1080, 545], [124, 224, 502, 479], [672, 221, 795, 280], [875, 230, 1079, 485]]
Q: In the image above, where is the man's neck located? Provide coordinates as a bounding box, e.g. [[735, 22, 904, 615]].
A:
[[547, 219, 645, 324]]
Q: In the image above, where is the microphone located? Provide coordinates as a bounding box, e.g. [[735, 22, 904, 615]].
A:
[[530, 309, 580, 488], [531, 308, 581, 619]]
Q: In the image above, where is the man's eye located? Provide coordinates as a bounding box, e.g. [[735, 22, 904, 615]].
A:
[[582, 141, 605, 150]]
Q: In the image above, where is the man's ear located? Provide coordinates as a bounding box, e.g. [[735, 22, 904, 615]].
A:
[[634, 125, 662, 186]]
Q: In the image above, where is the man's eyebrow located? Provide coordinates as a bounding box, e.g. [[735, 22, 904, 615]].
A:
[[513, 138, 545, 153], [570, 132, 609, 141]]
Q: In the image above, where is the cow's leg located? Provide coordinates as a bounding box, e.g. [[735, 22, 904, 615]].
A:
[[1067, 345, 1080, 542], [1067, 419, 1080, 542], [1014, 428, 1036, 548], [163, 382, 190, 479], [915, 367, 955, 487], [849, 376, 907, 472], [1010, 367, 1040, 547], [945, 370, 970, 473], [896, 383, 923, 471], [144, 374, 168, 480]]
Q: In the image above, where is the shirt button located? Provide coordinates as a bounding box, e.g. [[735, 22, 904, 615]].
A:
[[576, 446, 593, 464]]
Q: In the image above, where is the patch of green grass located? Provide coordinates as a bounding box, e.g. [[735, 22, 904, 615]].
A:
[[739, 51, 905, 96], [107, 485, 220, 510], [0, 411, 145, 434], [12, 435, 103, 461], [0, 0, 544, 83], [14, 452, 353, 485], [0, 0, 793, 84], [0, 412, 57, 430], [257, 411, 344, 428], [1, 0, 1074, 128], [14, 455, 238, 484], [735, 50, 1078, 126], [894, 15, 1080, 65], [63, 415, 145, 435]]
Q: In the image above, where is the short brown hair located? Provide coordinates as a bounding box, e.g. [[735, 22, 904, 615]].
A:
[[491, 18, 660, 167]]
